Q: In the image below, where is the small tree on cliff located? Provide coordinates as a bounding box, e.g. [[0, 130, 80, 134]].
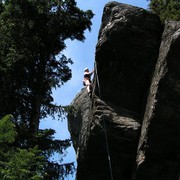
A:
[[148, 0, 180, 22], [0, 0, 93, 179]]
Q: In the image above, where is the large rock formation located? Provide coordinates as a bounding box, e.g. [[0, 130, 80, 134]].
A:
[[68, 2, 180, 180]]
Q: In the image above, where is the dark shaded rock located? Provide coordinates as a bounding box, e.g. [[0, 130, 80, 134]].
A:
[[68, 2, 163, 180], [135, 20, 180, 180], [96, 2, 162, 114], [68, 88, 91, 152], [69, 90, 141, 180]]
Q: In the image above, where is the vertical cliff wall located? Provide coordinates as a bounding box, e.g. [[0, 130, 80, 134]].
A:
[[68, 2, 180, 180], [135, 20, 180, 180]]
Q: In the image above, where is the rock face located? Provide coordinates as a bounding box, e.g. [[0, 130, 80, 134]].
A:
[[68, 2, 180, 180], [135, 20, 180, 180], [96, 2, 162, 114]]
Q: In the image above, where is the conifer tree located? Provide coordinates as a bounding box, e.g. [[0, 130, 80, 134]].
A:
[[0, 0, 93, 179], [148, 0, 180, 22], [0, 115, 46, 179]]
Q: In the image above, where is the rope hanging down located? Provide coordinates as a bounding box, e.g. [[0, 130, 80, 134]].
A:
[[95, 62, 114, 180]]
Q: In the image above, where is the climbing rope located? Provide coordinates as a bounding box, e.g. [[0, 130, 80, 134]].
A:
[[94, 61, 114, 180]]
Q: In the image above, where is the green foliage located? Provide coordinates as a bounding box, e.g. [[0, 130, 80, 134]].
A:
[[0, 115, 16, 143], [0, 115, 74, 179], [0, 116, 45, 180], [0, 0, 93, 179], [1, 147, 45, 180], [148, 0, 180, 22], [0, 0, 93, 123]]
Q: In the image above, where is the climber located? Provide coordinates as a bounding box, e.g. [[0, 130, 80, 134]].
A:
[[83, 67, 94, 96]]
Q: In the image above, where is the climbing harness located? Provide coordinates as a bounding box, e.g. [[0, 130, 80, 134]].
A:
[[95, 62, 114, 180]]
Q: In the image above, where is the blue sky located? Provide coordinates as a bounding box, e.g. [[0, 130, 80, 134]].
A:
[[40, 0, 149, 179]]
